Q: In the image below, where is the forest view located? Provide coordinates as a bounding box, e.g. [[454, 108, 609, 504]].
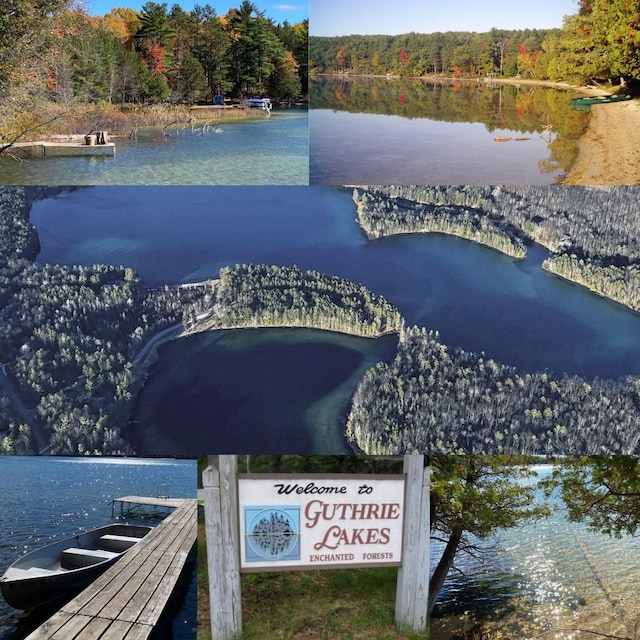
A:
[[310, 0, 640, 85], [0, 0, 308, 148]]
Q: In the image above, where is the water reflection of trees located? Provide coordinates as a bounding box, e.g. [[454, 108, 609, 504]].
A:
[[312, 76, 589, 174]]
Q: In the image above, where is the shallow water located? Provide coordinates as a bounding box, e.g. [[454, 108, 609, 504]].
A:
[[0, 457, 196, 639], [0, 111, 308, 185], [431, 465, 640, 639]]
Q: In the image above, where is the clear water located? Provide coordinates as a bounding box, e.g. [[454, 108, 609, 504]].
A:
[[0, 111, 308, 185], [431, 465, 640, 639], [0, 456, 196, 639], [29, 186, 640, 453], [310, 77, 588, 185]]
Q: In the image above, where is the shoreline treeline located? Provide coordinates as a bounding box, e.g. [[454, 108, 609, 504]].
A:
[[0, 1, 307, 144], [310, 0, 640, 85]]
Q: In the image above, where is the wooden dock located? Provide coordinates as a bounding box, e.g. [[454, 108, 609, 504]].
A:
[[26, 498, 197, 640], [111, 496, 188, 517], [11, 141, 115, 158]]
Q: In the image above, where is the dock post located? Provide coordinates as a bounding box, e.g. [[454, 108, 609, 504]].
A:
[[395, 455, 429, 632], [203, 455, 242, 639]]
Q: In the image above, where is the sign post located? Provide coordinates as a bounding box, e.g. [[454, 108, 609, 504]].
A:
[[204, 455, 429, 636], [203, 455, 242, 640], [395, 454, 429, 632]]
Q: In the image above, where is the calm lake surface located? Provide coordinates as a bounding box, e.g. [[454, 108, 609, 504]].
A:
[[0, 456, 196, 639], [431, 465, 640, 639], [31, 186, 640, 454], [0, 111, 308, 185], [310, 77, 589, 184]]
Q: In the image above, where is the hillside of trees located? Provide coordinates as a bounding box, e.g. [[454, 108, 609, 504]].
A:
[[0, 187, 210, 454], [346, 326, 640, 456], [198, 263, 403, 338], [353, 188, 527, 258], [0, 1, 307, 145], [355, 185, 640, 313], [310, 0, 640, 85]]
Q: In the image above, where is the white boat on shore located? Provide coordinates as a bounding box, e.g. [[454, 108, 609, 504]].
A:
[[244, 97, 272, 112], [0, 523, 152, 610]]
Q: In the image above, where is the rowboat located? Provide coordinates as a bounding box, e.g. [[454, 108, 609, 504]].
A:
[[571, 94, 631, 107], [0, 523, 152, 610]]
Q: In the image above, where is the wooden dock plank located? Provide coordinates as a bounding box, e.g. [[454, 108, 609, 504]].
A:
[[25, 499, 196, 640]]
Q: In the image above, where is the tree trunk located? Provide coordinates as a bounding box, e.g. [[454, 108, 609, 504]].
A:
[[428, 529, 462, 614]]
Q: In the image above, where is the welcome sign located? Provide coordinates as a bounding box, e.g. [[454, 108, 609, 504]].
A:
[[237, 474, 406, 571]]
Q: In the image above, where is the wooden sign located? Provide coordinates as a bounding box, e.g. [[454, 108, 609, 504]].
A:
[[237, 474, 406, 571]]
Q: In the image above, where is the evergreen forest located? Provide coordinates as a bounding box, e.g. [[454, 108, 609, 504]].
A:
[[196, 263, 403, 338]]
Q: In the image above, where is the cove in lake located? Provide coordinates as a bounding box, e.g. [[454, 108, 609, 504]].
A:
[[31, 186, 640, 454], [0, 457, 196, 640], [431, 465, 640, 639], [310, 77, 589, 185], [0, 111, 308, 185]]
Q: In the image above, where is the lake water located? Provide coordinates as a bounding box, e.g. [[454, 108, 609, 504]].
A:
[[0, 111, 308, 185], [30, 186, 640, 454], [0, 456, 196, 639], [310, 77, 589, 185], [431, 464, 640, 639]]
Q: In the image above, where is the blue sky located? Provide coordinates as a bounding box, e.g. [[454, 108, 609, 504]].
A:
[[80, 0, 308, 23], [310, 0, 579, 36]]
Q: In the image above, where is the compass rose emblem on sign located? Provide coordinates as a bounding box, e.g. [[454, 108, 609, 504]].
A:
[[244, 506, 301, 562]]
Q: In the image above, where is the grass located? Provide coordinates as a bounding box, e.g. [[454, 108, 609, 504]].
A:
[[197, 508, 429, 640]]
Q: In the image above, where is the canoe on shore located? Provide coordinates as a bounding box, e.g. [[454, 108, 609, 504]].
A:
[[571, 94, 632, 107], [0, 523, 152, 610]]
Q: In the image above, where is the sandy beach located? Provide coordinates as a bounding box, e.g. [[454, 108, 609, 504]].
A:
[[564, 98, 640, 185]]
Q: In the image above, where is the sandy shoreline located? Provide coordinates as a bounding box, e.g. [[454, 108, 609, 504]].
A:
[[563, 99, 640, 185]]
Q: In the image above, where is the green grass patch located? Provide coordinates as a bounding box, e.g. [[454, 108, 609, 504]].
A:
[[198, 504, 428, 640]]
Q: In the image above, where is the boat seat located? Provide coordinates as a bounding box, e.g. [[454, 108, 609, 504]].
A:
[[97, 534, 140, 552], [5, 567, 60, 579], [61, 547, 119, 568]]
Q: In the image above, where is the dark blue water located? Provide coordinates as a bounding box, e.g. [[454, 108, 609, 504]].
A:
[[0, 456, 196, 639], [29, 186, 640, 453], [31, 186, 640, 378], [0, 111, 308, 185]]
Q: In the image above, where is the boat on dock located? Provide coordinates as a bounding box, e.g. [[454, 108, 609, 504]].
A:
[[0, 523, 152, 610]]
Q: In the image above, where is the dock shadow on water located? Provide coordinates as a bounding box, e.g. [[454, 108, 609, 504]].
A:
[[129, 329, 399, 455], [310, 76, 589, 184]]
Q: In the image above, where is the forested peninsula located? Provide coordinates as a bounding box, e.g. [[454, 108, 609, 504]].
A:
[[187, 263, 402, 338], [310, 0, 640, 86]]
